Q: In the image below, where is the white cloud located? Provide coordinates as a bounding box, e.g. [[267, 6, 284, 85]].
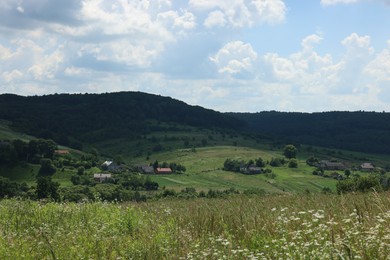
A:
[[28, 48, 64, 80], [364, 43, 390, 81], [157, 10, 197, 30], [210, 41, 258, 75], [2, 70, 23, 83], [204, 10, 227, 28], [0, 44, 12, 60], [252, 0, 287, 24], [64, 66, 92, 76], [341, 33, 374, 58], [321, 0, 390, 6], [16, 6, 24, 13], [189, 0, 286, 28], [321, 0, 359, 6]]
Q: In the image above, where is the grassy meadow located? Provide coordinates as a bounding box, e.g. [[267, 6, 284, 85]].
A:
[[1, 192, 389, 259], [131, 146, 350, 193]]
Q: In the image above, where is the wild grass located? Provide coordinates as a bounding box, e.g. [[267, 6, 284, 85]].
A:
[[1, 192, 389, 259]]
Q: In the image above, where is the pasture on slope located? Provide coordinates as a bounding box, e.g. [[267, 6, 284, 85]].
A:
[[131, 146, 338, 193]]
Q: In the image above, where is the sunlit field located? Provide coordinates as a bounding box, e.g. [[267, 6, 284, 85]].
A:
[[1, 192, 389, 259]]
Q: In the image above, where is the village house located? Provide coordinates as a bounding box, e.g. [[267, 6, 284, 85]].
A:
[[330, 172, 344, 180], [55, 149, 70, 155], [318, 160, 345, 171], [360, 162, 375, 172], [101, 161, 121, 172], [140, 165, 155, 174], [93, 173, 112, 183], [155, 167, 172, 174], [247, 166, 263, 174]]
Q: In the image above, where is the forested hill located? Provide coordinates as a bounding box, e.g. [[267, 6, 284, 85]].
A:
[[231, 111, 390, 154], [0, 92, 243, 148]]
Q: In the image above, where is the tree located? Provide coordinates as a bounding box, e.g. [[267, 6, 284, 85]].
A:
[[344, 169, 352, 178], [77, 166, 85, 176], [283, 144, 297, 159], [0, 177, 22, 198], [255, 157, 265, 167], [153, 160, 159, 169], [288, 159, 298, 168], [306, 156, 319, 166], [71, 175, 81, 185], [144, 176, 159, 191], [36, 176, 60, 201], [38, 159, 57, 176]]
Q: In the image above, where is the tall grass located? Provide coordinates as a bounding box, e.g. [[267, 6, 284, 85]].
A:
[[1, 192, 389, 259]]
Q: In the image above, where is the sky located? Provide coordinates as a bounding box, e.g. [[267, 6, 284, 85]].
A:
[[0, 0, 389, 112]]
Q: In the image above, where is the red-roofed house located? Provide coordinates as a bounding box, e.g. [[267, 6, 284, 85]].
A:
[[155, 167, 172, 174], [55, 149, 70, 155]]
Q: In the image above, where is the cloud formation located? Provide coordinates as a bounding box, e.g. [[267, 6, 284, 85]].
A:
[[0, 0, 389, 112], [210, 41, 258, 75]]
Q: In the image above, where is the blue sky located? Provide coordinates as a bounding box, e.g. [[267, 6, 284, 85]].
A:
[[0, 0, 389, 112]]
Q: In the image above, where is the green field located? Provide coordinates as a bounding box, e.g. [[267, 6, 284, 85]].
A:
[[1, 118, 389, 195], [130, 146, 340, 193]]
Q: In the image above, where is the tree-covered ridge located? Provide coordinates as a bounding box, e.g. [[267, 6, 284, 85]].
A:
[[231, 111, 390, 154], [0, 92, 244, 148]]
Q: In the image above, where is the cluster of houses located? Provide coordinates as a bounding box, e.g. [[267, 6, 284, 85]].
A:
[[239, 165, 263, 174], [92, 162, 174, 183], [91, 158, 378, 183], [316, 160, 376, 172], [139, 165, 173, 174]]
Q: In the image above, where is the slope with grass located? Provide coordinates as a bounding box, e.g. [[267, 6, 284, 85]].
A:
[[131, 146, 338, 193]]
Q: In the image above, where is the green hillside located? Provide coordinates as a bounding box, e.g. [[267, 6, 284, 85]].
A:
[[232, 111, 390, 154], [1, 92, 390, 198], [131, 146, 339, 193], [0, 92, 244, 150]]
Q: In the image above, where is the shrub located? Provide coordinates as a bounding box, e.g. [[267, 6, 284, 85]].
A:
[[288, 159, 298, 168]]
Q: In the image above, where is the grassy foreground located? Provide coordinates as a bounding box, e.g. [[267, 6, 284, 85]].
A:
[[1, 193, 389, 259]]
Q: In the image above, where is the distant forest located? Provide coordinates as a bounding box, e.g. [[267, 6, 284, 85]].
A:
[[231, 111, 390, 154], [0, 92, 242, 148], [1, 92, 390, 154]]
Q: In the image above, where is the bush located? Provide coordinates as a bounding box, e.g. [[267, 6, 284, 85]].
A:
[[336, 175, 382, 194], [288, 159, 298, 168], [38, 159, 57, 176], [270, 158, 285, 167]]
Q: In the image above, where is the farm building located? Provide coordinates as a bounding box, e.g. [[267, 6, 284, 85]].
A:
[[247, 166, 263, 174], [94, 173, 112, 182], [140, 165, 155, 174], [55, 149, 69, 155], [318, 161, 345, 171], [155, 167, 172, 174], [360, 162, 375, 171]]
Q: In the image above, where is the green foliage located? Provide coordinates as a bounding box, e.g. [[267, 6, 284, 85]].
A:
[[223, 158, 243, 172], [306, 156, 319, 166], [233, 111, 390, 154], [288, 159, 298, 168], [283, 144, 297, 159], [36, 176, 60, 201], [1, 192, 390, 259], [269, 157, 286, 167], [0, 176, 28, 198], [0, 138, 58, 166], [38, 159, 57, 176], [336, 175, 382, 194], [77, 166, 85, 175], [255, 157, 265, 167], [0, 92, 244, 147]]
